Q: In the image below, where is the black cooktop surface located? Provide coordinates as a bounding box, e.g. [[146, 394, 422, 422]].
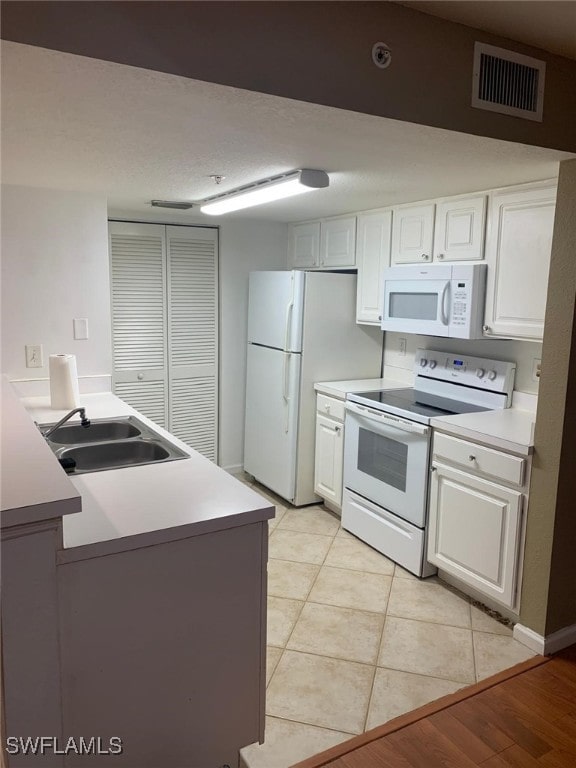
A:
[[349, 387, 489, 423]]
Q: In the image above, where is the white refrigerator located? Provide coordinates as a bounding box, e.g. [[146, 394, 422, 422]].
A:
[[244, 270, 382, 506]]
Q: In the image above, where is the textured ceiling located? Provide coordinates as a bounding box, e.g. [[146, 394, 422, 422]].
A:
[[396, 2, 576, 61], [1, 42, 572, 223]]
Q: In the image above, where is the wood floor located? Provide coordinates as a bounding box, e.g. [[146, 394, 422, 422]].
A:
[[292, 645, 576, 768]]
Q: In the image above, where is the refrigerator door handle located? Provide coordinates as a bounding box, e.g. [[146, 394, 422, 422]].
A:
[[284, 299, 294, 351], [283, 354, 291, 433]]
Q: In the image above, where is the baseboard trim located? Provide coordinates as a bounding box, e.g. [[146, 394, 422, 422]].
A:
[[221, 464, 245, 476], [514, 622, 576, 655]]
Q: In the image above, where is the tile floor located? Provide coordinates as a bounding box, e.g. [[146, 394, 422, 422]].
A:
[[239, 480, 537, 768]]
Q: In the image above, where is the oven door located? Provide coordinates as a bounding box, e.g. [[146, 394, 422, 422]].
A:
[[381, 278, 451, 336], [344, 402, 430, 527]]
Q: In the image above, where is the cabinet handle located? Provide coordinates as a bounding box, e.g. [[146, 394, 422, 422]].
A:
[[335, 426, 341, 433], [483, 325, 491, 334], [137, 373, 144, 380], [378, 315, 382, 321], [437, 253, 444, 260], [421, 253, 429, 260], [469, 455, 476, 462]]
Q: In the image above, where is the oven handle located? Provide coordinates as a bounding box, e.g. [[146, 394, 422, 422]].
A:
[[345, 402, 429, 435]]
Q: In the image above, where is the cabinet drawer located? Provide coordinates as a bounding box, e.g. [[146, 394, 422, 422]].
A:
[[316, 394, 345, 421], [433, 432, 525, 487]]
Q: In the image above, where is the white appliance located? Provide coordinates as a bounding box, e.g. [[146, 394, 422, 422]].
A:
[[381, 263, 487, 338], [342, 349, 516, 577], [244, 270, 382, 506]]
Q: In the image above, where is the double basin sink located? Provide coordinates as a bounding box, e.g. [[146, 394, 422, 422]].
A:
[[41, 416, 189, 475]]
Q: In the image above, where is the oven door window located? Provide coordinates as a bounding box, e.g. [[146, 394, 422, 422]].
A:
[[357, 427, 408, 492], [389, 292, 438, 321]]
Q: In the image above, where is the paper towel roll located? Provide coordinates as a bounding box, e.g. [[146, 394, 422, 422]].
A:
[[49, 354, 80, 410]]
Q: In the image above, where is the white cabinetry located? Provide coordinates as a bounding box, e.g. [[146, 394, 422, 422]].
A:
[[355, 209, 392, 324], [427, 432, 528, 610], [391, 203, 435, 264], [391, 196, 486, 264], [314, 394, 345, 511], [483, 184, 557, 341], [289, 221, 321, 268], [288, 217, 356, 269], [320, 216, 357, 268], [433, 195, 486, 262]]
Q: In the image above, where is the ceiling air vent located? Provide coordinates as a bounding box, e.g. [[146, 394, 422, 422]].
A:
[[472, 42, 546, 122]]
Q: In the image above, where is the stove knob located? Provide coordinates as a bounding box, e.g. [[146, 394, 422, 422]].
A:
[[428, 360, 437, 369], [488, 370, 497, 381], [476, 368, 485, 378], [420, 358, 428, 368]]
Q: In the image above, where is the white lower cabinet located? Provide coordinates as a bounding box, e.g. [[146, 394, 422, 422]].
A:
[[427, 432, 527, 610], [314, 394, 345, 511]]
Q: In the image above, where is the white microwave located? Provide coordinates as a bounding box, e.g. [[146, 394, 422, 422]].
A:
[[381, 263, 487, 338]]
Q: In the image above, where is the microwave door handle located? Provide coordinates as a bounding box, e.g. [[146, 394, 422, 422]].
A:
[[440, 282, 450, 326]]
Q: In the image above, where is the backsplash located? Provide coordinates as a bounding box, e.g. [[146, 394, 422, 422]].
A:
[[383, 332, 542, 394]]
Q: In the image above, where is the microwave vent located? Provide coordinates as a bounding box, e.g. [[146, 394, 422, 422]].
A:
[[472, 42, 545, 122]]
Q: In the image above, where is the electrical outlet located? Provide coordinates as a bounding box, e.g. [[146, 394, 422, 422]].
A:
[[532, 358, 541, 382], [398, 337, 407, 356], [25, 344, 43, 368]]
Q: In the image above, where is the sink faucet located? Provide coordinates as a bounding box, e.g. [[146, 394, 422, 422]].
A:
[[42, 407, 91, 439]]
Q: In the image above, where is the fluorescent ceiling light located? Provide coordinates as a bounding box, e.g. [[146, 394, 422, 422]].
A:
[[200, 169, 329, 216]]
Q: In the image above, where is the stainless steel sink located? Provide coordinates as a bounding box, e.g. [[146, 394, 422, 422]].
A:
[[41, 415, 189, 474], [45, 418, 142, 444], [57, 440, 174, 472]]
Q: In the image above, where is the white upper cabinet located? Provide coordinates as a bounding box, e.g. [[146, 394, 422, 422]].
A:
[[355, 209, 392, 325], [483, 184, 557, 341], [288, 218, 356, 269], [433, 195, 486, 262], [289, 221, 321, 268], [392, 195, 487, 264], [391, 203, 435, 264], [320, 216, 357, 268]]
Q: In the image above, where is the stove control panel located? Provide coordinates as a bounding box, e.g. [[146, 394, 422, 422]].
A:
[[415, 349, 516, 394]]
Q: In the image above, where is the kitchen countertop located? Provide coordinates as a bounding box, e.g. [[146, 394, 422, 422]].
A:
[[1, 377, 82, 528], [19, 391, 274, 560], [431, 407, 536, 455], [314, 377, 407, 399]]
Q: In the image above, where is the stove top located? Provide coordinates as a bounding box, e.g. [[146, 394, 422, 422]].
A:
[[347, 387, 490, 425]]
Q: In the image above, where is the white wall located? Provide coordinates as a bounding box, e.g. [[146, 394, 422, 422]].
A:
[[1, 189, 287, 471], [218, 221, 287, 471], [1, 185, 112, 392], [383, 331, 542, 394]]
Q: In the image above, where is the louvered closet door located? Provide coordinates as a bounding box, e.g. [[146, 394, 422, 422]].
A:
[[109, 222, 168, 427], [166, 226, 218, 462]]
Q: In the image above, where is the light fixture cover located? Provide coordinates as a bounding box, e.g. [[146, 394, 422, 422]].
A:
[[151, 200, 194, 210], [200, 169, 329, 216]]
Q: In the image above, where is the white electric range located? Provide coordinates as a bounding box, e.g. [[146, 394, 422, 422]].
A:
[[342, 349, 516, 577]]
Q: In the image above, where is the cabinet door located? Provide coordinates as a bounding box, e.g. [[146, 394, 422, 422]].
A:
[[433, 195, 486, 261], [391, 204, 435, 264], [320, 216, 357, 268], [356, 210, 392, 324], [289, 222, 320, 268], [314, 413, 344, 508], [484, 185, 556, 340], [427, 463, 523, 608]]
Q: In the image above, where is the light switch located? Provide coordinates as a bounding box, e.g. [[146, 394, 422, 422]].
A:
[[25, 344, 43, 368], [73, 318, 89, 340]]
